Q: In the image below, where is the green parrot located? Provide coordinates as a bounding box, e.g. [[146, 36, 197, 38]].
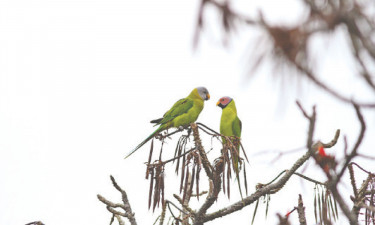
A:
[[217, 96, 242, 173], [125, 87, 210, 158]]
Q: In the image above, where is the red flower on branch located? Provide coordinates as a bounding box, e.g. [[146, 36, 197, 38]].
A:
[[315, 145, 337, 174]]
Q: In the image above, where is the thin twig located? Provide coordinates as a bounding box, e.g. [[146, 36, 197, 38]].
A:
[[147, 148, 197, 166], [294, 172, 326, 186], [350, 162, 375, 175], [335, 103, 366, 183], [97, 176, 137, 225], [173, 194, 196, 215]]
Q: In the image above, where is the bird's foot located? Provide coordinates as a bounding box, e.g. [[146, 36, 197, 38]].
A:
[[187, 128, 192, 136], [178, 126, 184, 131], [155, 133, 163, 140]]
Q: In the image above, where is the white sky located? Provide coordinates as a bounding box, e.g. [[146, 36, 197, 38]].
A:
[[0, 0, 374, 225]]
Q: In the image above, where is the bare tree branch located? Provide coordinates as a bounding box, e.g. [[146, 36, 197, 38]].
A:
[[97, 176, 137, 225], [203, 149, 312, 222], [187, 102, 343, 223], [191, 123, 214, 179], [173, 194, 195, 215]]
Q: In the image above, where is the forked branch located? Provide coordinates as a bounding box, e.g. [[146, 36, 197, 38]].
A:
[[97, 176, 137, 225]]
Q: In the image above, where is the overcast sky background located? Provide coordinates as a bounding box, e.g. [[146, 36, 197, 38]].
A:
[[0, 0, 374, 224]]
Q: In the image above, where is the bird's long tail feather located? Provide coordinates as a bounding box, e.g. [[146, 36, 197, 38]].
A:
[[124, 127, 162, 159]]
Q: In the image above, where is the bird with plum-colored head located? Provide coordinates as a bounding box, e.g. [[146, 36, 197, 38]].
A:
[[217, 96, 242, 142], [217, 96, 242, 177]]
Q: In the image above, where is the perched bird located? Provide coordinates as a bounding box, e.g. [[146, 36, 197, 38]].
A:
[[125, 87, 210, 158], [217, 96, 242, 172]]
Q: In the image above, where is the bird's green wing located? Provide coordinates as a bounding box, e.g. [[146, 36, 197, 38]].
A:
[[232, 116, 243, 198], [232, 116, 242, 138], [158, 98, 194, 126], [125, 98, 194, 159]]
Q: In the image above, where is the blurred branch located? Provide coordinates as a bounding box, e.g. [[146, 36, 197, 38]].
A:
[[293, 59, 375, 108], [294, 172, 326, 186], [195, 0, 375, 107], [357, 153, 375, 160], [193, 0, 260, 48], [335, 103, 366, 182], [261, 170, 326, 187], [295, 101, 316, 154], [350, 162, 375, 175]]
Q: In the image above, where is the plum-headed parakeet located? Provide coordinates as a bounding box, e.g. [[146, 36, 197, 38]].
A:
[[125, 87, 210, 158], [217, 96, 242, 172]]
